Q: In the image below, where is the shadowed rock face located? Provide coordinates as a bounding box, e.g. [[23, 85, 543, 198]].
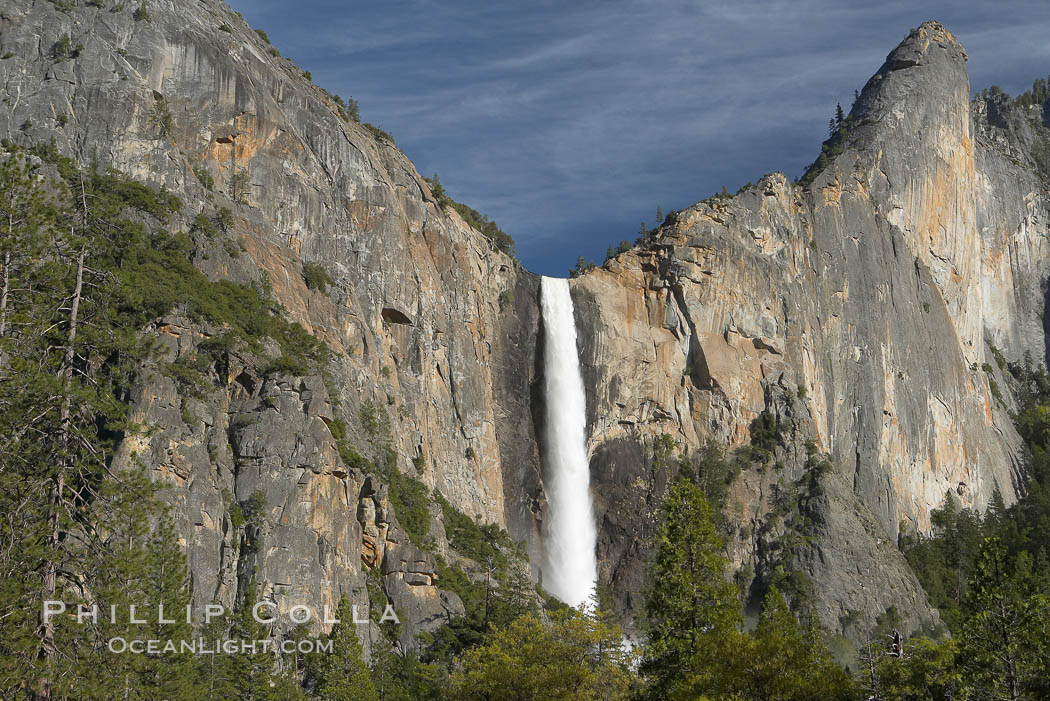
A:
[[1, 5, 1046, 649]]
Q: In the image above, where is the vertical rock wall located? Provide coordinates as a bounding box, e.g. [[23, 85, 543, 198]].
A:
[[2, 3, 1047, 648]]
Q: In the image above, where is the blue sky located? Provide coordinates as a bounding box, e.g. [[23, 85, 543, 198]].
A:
[[228, 1, 1050, 277]]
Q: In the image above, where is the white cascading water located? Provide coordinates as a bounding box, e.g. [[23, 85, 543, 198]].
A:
[[539, 276, 598, 608]]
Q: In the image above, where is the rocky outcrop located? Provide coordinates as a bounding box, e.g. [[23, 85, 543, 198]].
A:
[[0, 0, 535, 528], [0, 0, 537, 652], [572, 22, 1047, 637], [2, 2, 1048, 652]]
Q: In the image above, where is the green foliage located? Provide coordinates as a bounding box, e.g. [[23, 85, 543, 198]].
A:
[[452, 608, 635, 701], [450, 201, 515, 255], [230, 168, 250, 203], [639, 479, 742, 697], [637, 477, 857, 700], [798, 107, 870, 188], [422, 504, 535, 669], [424, 173, 516, 256], [312, 596, 379, 701], [958, 538, 1050, 698], [262, 353, 309, 377], [229, 501, 246, 529], [364, 122, 393, 143], [216, 206, 234, 232], [132, 2, 150, 21], [163, 351, 212, 398], [750, 409, 782, 452], [605, 240, 632, 260], [875, 538, 1050, 700], [55, 477, 203, 699], [989, 343, 1007, 371], [676, 587, 858, 701], [302, 261, 334, 292], [194, 587, 307, 700], [52, 33, 82, 61], [368, 645, 449, 701], [254, 28, 271, 44], [334, 401, 432, 545], [241, 490, 268, 523], [359, 399, 383, 437], [0, 146, 210, 697], [336, 95, 361, 122], [678, 440, 742, 514], [871, 635, 966, 701], [193, 166, 214, 190], [435, 491, 513, 566], [383, 464, 430, 545], [192, 211, 218, 238], [569, 255, 596, 277], [989, 377, 1003, 403]]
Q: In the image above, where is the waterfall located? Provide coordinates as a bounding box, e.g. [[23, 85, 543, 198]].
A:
[[539, 276, 597, 608]]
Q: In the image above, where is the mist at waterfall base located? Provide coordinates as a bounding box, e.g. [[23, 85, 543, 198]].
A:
[[537, 276, 598, 609]]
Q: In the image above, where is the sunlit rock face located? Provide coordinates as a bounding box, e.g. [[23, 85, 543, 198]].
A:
[[0, 0, 539, 654], [572, 22, 1046, 637], [2, 1, 1047, 650]]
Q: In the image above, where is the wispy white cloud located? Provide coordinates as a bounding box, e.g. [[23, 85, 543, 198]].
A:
[[230, 0, 1050, 274]]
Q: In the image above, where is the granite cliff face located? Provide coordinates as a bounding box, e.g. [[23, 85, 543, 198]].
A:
[[1, 3, 1047, 649], [574, 22, 1048, 637], [0, 0, 542, 652]]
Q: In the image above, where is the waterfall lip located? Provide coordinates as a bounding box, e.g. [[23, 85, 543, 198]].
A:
[[536, 276, 598, 609]]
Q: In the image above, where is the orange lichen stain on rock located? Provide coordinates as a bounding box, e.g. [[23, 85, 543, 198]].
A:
[[346, 199, 384, 231], [821, 176, 845, 206], [910, 21, 959, 53], [234, 225, 347, 357], [123, 433, 151, 457]]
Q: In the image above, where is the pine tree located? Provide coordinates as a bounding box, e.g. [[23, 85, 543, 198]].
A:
[[66, 489, 202, 700], [874, 635, 967, 701], [638, 479, 740, 698], [0, 148, 202, 700], [835, 102, 845, 125], [313, 595, 378, 701], [960, 538, 1049, 699], [677, 586, 856, 700], [453, 609, 634, 700], [429, 172, 446, 203], [0, 151, 62, 695], [0, 155, 52, 342]]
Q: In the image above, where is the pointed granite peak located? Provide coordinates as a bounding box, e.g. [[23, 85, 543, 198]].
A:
[[885, 20, 966, 70], [847, 20, 971, 131]]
